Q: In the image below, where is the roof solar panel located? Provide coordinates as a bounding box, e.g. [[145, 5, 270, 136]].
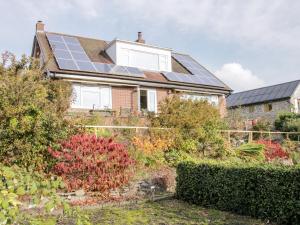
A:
[[71, 52, 90, 61], [53, 49, 72, 60], [227, 80, 300, 107], [49, 41, 67, 51], [56, 59, 78, 70], [172, 53, 226, 88], [67, 44, 84, 52], [46, 33, 143, 78], [47, 34, 63, 42], [63, 36, 80, 45], [77, 61, 96, 72]]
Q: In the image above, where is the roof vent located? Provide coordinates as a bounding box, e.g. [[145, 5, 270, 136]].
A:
[[136, 32, 145, 44], [36, 20, 45, 32]]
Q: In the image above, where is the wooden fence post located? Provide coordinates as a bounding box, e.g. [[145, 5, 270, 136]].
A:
[[248, 132, 253, 143]]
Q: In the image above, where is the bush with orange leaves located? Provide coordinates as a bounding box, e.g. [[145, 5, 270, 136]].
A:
[[132, 129, 175, 166]]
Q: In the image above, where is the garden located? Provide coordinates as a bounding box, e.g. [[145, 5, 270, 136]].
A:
[[0, 54, 299, 224]]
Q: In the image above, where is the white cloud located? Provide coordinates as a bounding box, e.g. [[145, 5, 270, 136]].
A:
[[215, 63, 265, 92], [113, 0, 300, 50]]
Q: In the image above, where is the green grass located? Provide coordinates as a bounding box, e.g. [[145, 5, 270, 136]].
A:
[[54, 199, 266, 225]]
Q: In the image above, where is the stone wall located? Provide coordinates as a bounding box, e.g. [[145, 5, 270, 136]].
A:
[[228, 99, 293, 123]]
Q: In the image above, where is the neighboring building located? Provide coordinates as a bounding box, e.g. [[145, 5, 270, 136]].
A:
[[31, 21, 231, 120], [227, 80, 300, 124]]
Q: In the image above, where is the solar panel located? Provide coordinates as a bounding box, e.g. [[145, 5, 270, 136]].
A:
[[172, 53, 226, 87], [77, 61, 96, 72], [46, 33, 145, 78], [227, 80, 300, 107], [56, 59, 78, 70]]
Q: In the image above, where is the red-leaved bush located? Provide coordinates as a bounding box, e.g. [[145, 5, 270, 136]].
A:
[[48, 134, 134, 192], [256, 140, 289, 161]]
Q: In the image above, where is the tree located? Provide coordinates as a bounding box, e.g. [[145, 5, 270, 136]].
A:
[[150, 96, 226, 158], [0, 52, 73, 169]]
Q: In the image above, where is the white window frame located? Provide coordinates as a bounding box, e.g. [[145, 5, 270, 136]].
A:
[[181, 93, 219, 106], [120, 48, 169, 72], [139, 88, 157, 113], [71, 83, 112, 110]]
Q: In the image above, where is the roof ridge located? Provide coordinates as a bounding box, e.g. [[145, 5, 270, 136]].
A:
[[45, 31, 110, 43], [231, 79, 300, 95]]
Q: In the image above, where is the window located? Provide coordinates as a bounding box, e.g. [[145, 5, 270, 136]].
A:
[[139, 89, 157, 112], [263, 103, 272, 112], [181, 93, 219, 106], [71, 83, 112, 110], [249, 105, 255, 113], [119, 48, 169, 71]]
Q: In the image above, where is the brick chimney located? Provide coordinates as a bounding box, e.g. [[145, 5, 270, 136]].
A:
[[36, 20, 45, 32], [136, 32, 145, 44]]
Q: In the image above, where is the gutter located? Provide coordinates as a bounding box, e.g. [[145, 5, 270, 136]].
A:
[[51, 72, 230, 95]]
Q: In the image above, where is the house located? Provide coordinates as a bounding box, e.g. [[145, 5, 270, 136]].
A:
[[31, 21, 231, 120], [227, 80, 300, 125]]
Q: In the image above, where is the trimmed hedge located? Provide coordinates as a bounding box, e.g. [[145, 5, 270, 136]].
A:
[[176, 161, 300, 224]]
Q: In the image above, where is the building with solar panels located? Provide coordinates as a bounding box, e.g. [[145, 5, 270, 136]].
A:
[[227, 80, 300, 124], [31, 21, 232, 119]]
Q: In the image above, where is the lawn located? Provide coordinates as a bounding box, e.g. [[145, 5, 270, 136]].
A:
[[32, 199, 266, 225]]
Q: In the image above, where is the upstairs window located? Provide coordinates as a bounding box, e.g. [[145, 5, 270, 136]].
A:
[[263, 103, 272, 112], [72, 83, 112, 110], [140, 89, 157, 113], [249, 105, 255, 113]]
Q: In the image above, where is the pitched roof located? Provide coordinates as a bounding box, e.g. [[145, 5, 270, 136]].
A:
[[33, 31, 231, 93], [227, 80, 300, 108]]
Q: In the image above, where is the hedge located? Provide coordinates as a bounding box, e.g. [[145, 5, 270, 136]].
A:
[[176, 161, 300, 225]]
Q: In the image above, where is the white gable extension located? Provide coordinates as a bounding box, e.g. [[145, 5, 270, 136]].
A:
[[105, 39, 172, 72]]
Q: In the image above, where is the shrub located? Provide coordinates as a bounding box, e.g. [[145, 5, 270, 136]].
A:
[[49, 134, 134, 192], [236, 143, 264, 162], [275, 112, 300, 140], [0, 53, 73, 169], [257, 140, 289, 161], [0, 164, 64, 224], [150, 96, 226, 158], [176, 161, 300, 224]]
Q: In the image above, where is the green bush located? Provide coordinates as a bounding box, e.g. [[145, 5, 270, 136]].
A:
[[0, 53, 74, 169], [176, 161, 300, 224], [275, 112, 300, 140], [150, 96, 226, 158], [236, 143, 265, 162]]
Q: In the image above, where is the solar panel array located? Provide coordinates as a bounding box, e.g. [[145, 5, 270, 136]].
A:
[[170, 53, 226, 87], [227, 80, 300, 107], [46, 33, 144, 78]]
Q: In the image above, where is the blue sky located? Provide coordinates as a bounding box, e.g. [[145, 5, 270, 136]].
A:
[[0, 0, 299, 92]]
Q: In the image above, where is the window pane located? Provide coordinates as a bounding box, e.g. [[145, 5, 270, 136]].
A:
[[100, 87, 111, 109], [81, 86, 100, 109], [71, 84, 81, 107], [129, 50, 159, 71], [140, 90, 148, 110], [147, 90, 157, 112]]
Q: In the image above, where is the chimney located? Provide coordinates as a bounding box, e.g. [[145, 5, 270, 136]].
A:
[[136, 32, 145, 44], [36, 20, 45, 32]]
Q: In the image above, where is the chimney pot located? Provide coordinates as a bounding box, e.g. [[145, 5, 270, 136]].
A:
[[136, 32, 145, 44], [36, 20, 45, 32]]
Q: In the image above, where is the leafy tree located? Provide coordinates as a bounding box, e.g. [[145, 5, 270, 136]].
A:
[[0, 52, 73, 169], [274, 112, 300, 140], [150, 96, 226, 159]]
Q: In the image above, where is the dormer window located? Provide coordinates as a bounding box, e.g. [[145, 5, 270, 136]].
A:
[[105, 39, 172, 72]]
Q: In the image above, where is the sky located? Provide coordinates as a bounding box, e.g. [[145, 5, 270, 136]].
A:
[[0, 0, 299, 92]]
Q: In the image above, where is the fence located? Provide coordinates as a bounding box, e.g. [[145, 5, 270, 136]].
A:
[[82, 125, 300, 144]]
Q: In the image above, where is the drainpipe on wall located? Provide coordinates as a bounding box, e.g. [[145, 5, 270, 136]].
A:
[[137, 86, 141, 113]]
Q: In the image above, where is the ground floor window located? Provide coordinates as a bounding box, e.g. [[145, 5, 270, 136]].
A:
[[181, 93, 219, 106], [139, 89, 157, 113], [71, 83, 112, 110]]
